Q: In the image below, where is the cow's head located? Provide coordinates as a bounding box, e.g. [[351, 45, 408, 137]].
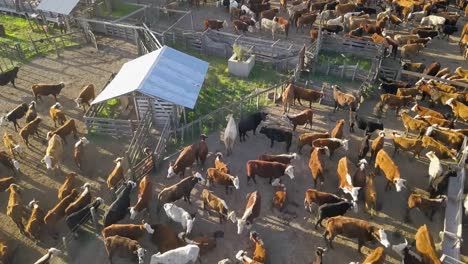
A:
[[0, 116, 8, 127], [52, 102, 63, 110], [228, 211, 237, 223], [351, 200, 358, 213], [41, 155, 54, 170], [394, 178, 406, 192], [341, 186, 361, 202], [194, 172, 206, 184], [129, 206, 138, 220], [225, 114, 233, 122], [341, 139, 349, 151], [114, 157, 124, 164], [59, 82, 65, 89], [392, 239, 408, 257], [285, 165, 294, 179], [143, 221, 154, 234], [357, 159, 367, 170], [233, 176, 240, 189], [237, 219, 251, 234], [259, 126, 267, 135], [11, 158, 19, 171], [374, 229, 390, 248], [127, 180, 137, 189], [75, 97, 83, 107], [12, 143, 22, 155], [46, 132, 53, 140], [134, 247, 146, 264], [186, 217, 195, 234], [167, 162, 176, 178], [76, 137, 90, 148]]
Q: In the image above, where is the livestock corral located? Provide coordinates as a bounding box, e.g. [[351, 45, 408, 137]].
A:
[[2, 0, 468, 263]]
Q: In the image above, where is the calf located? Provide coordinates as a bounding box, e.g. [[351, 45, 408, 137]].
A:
[[446, 98, 468, 121], [0, 66, 19, 88], [275, 17, 290, 37], [46, 119, 78, 144], [234, 191, 261, 234], [206, 168, 239, 194], [422, 136, 457, 160], [411, 103, 444, 119], [315, 200, 354, 229], [102, 221, 155, 240], [201, 189, 236, 223], [350, 114, 383, 135], [7, 184, 26, 234], [258, 152, 298, 165], [392, 131, 423, 158], [19, 117, 41, 147], [304, 189, 343, 213], [157, 173, 205, 209], [309, 147, 329, 188], [164, 203, 196, 234], [294, 85, 323, 108], [421, 15, 446, 27], [312, 138, 349, 158], [337, 157, 361, 203], [415, 225, 441, 264], [31, 82, 65, 102], [261, 18, 287, 39], [246, 160, 294, 184], [44, 189, 78, 238], [332, 85, 358, 112], [0, 103, 28, 131], [25, 101, 37, 123], [239, 112, 268, 142], [204, 19, 228, 30], [375, 149, 406, 192], [150, 244, 199, 264], [33, 248, 62, 264], [104, 235, 146, 264], [25, 199, 45, 243], [74, 137, 89, 170], [65, 183, 92, 216], [330, 119, 344, 139], [297, 131, 329, 153], [323, 216, 390, 253], [103, 181, 137, 227], [66, 197, 104, 237], [58, 173, 76, 200], [358, 134, 370, 160], [75, 84, 95, 112], [0, 177, 15, 192], [400, 112, 429, 136], [365, 172, 377, 218], [129, 175, 152, 220], [106, 157, 125, 190], [259, 126, 292, 152], [425, 125, 463, 150], [379, 94, 414, 116], [49, 102, 66, 127], [214, 153, 230, 174], [407, 193, 446, 221], [284, 109, 313, 131], [3, 132, 22, 158], [0, 151, 19, 174]]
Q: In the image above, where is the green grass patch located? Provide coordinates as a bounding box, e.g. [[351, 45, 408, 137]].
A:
[[0, 15, 79, 65], [318, 51, 372, 72], [170, 45, 288, 124], [108, 1, 141, 18], [96, 99, 121, 119]]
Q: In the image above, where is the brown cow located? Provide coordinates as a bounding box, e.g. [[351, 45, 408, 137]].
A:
[[234, 191, 261, 234], [375, 149, 406, 192], [129, 175, 152, 220], [309, 147, 329, 188]]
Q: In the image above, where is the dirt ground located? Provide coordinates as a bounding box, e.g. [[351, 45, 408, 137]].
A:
[[1, 3, 468, 263]]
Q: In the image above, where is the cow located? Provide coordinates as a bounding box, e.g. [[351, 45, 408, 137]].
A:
[[129, 175, 152, 220], [336, 157, 361, 204], [164, 203, 196, 234], [429, 166, 457, 198], [178, 231, 224, 256], [297, 13, 318, 32], [3, 132, 22, 158], [75, 84, 95, 112], [204, 19, 228, 30], [401, 43, 425, 59], [425, 125, 463, 151], [315, 200, 354, 229], [297, 131, 329, 153], [0, 66, 19, 88], [358, 134, 370, 160], [403, 62, 426, 73], [66, 197, 104, 237], [224, 114, 237, 156], [33, 248, 63, 264], [58, 173, 76, 200], [239, 112, 268, 142], [352, 247, 386, 264], [259, 126, 292, 152], [392, 131, 423, 158], [7, 184, 26, 234], [49, 102, 66, 127], [400, 112, 429, 136], [421, 136, 457, 161], [258, 153, 299, 165], [446, 98, 468, 122], [103, 181, 137, 227], [46, 119, 78, 144], [201, 189, 236, 224], [104, 235, 146, 264], [284, 109, 313, 131], [304, 189, 343, 213], [19, 117, 41, 148], [330, 119, 344, 139], [379, 94, 414, 116], [293, 85, 323, 108], [233, 191, 261, 234], [375, 149, 406, 192], [25, 101, 37, 123], [411, 103, 445, 119], [323, 216, 390, 253], [0, 177, 15, 192], [246, 160, 294, 184], [31, 82, 65, 102], [0, 103, 28, 131], [350, 114, 383, 135], [72, 137, 89, 170], [150, 244, 199, 264], [312, 138, 349, 158], [333, 85, 358, 112], [206, 168, 240, 194], [157, 173, 205, 210], [415, 225, 442, 264], [44, 189, 79, 239], [102, 221, 155, 240], [407, 193, 446, 221], [41, 134, 63, 172], [106, 157, 125, 190], [0, 151, 19, 174], [392, 239, 425, 264], [309, 147, 329, 188]]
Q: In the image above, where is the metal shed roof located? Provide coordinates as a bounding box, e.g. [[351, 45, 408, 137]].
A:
[[92, 46, 209, 109], [36, 0, 81, 15]]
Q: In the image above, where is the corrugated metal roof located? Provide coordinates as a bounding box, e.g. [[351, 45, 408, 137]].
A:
[[92, 46, 209, 109], [36, 0, 80, 15]]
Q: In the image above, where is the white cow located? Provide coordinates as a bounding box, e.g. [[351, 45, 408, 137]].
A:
[[425, 148, 443, 185], [163, 203, 196, 234], [326, 16, 344, 26], [224, 114, 237, 156], [150, 244, 200, 264], [241, 5, 255, 18], [261, 18, 286, 40], [408, 11, 427, 22], [420, 15, 446, 28], [319, 10, 336, 25]]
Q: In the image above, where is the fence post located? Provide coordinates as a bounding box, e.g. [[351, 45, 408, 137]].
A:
[[14, 43, 24, 60], [62, 236, 68, 255], [28, 33, 39, 54], [256, 95, 259, 109], [239, 99, 243, 120], [53, 39, 59, 57], [90, 207, 99, 232]]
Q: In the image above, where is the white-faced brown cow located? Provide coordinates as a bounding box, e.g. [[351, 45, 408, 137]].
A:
[[232, 191, 261, 235]]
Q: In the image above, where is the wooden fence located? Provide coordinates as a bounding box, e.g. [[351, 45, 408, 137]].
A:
[[83, 102, 138, 137], [28, 30, 88, 57], [0, 42, 23, 72], [320, 32, 385, 59]]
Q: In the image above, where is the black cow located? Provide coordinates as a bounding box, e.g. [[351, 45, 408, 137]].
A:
[[429, 167, 457, 198], [238, 112, 268, 142], [324, 1, 339, 10], [322, 24, 343, 33], [103, 181, 136, 227], [66, 197, 104, 236], [440, 24, 458, 40], [315, 200, 354, 229], [355, 5, 377, 15], [259, 126, 292, 152], [350, 114, 384, 135], [379, 82, 401, 94], [1, 103, 28, 131], [0, 66, 19, 88], [358, 134, 370, 160]]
